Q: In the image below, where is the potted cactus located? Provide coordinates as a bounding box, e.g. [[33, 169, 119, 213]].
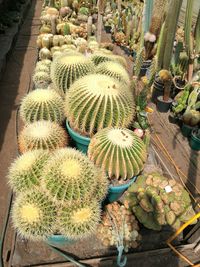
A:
[[88, 127, 147, 202], [65, 74, 135, 153]]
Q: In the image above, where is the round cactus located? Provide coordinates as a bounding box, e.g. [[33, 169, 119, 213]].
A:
[[8, 150, 49, 193], [20, 89, 65, 124], [125, 172, 196, 230], [65, 74, 135, 137], [96, 61, 130, 86], [90, 52, 127, 67], [42, 148, 108, 203], [59, 200, 101, 240], [88, 128, 147, 180], [33, 71, 51, 88], [38, 59, 52, 68], [51, 53, 94, 95], [12, 190, 57, 241], [18, 121, 68, 153], [34, 64, 50, 73]]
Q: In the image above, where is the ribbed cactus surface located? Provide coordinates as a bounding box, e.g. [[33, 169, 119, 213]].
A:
[[90, 52, 127, 68], [88, 127, 147, 180], [8, 150, 49, 193], [18, 121, 68, 153], [51, 53, 94, 95], [65, 74, 135, 137], [12, 190, 57, 240], [20, 89, 65, 124]]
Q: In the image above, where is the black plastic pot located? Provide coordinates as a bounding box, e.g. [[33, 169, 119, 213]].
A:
[[151, 77, 164, 103], [156, 96, 173, 113], [104, 25, 112, 33], [139, 60, 152, 77]]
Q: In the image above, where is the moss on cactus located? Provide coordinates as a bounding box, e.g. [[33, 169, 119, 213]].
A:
[[96, 61, 130, 86], [33, 71, 51, 88], [12, 190, 57, 241], [8, 150, 49, 193], [65, 74, 135, 137], [42, 148, 108, 203], [18, 121, 68, 153], [20, 89, 65, 124], [88, 127, 147, 180], [51, 53, 94, 95], [59, 200, 100, 240]]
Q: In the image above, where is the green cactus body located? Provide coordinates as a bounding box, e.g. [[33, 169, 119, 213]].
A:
[[18, 121, 68, 153], [51, 53, 94, 95], [63, 23, 70, 35], [90, 52, 127, 67], [96, 61, 130, 86], [8, 150, 49, 193], [12, 191, 57, 240], [59, 200, 100, 240], [65, 74, 135, 137], [33, 71, 51, 88], [88, 127, 146, 179], [20, 89, 65, 124], [42, 148, 108, 203]]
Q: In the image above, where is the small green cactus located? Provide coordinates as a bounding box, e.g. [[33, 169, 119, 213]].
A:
[[42, 148, 108, 203], [51, 53, 94, 95], [96, 61, 130, 86], [65, 74, 135, 137], [59, 200, 100, 240], [88, 127, 147, 180], [20, 89, 65, 124], [33, 71, 51, 88], [12, 190, 57, 241], [18, 121, 68, 153], [8, 150, 49, 193]]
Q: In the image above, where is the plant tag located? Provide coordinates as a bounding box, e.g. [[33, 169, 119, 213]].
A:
[[165, 185, 172, 193]]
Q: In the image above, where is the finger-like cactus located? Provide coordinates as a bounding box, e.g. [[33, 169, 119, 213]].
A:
[[65, 74, 135, 137], [42, 148, 108, 203], [96, 61, 130, 86], [20, 89, 65, 124], [51, 53, 94, 95], [59, 200, 101, 240], [18, 121, 68, 153], [88, 127, 147, 180], [8, 150, 49, 193], [12, 190, 57, 241]]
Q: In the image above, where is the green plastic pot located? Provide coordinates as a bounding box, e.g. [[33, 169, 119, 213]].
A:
[[189, 130, 200, 151], [66, 121, 90, 154], [47, 235, 75, 247], [106, 176, 137, 203], [181, 123, 194, 138]]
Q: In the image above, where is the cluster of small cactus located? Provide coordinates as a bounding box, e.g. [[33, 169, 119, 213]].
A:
[[51, 53, 94, 95], [88, 127, 147, 180], [20, 89, 65, 124], [125, 172, 196, 231], [97, 202, 141, 251], [18, 121, 68, 153], [65, 74, 135, 137]]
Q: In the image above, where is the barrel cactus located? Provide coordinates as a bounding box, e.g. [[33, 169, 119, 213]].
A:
[[51, 53, 94, 95], [59, 200, 101, 240], [12, 190, 57, 241], [20, 89, 65, 124], [88, 128, 147, 180], [42, 148, 108, 203], [65, 74, 135, 137], [33, 71, 51, 88], [91, 52, 127, 67], [18, 121, 68, 153], [125, 172, 196, 231], [8, 150, 49, 193], [96, 61, 130, 86]]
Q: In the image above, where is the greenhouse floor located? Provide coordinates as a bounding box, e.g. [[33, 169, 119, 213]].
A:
[[0, 0, 199, 266]]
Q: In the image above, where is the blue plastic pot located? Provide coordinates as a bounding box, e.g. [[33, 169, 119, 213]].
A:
[[47, 235, 75, 247], [189, 131, 200, 151], [106, 176, 137, 203], [66, 121, 90, 154]]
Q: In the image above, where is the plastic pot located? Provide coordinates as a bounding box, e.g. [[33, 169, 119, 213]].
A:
[[156, 96, 173, 113], [151, 77, 164, 103], [105, 176, 137, 203], [47, 235, 75, 247], [66, 121, 90, 154], [181, 123, 194, 138], [104, 25, 112, 33], [139, 60, 151, 77], [189, 130, 200, 151]]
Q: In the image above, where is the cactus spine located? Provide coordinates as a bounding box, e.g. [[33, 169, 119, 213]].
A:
[[65, 74, 135, 137], [20, 89, 65, 124], [88, 128, 147, 180], [18, 121, 68, 153], [33, 71, 51, 88], [8, 150, 49, 193]]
